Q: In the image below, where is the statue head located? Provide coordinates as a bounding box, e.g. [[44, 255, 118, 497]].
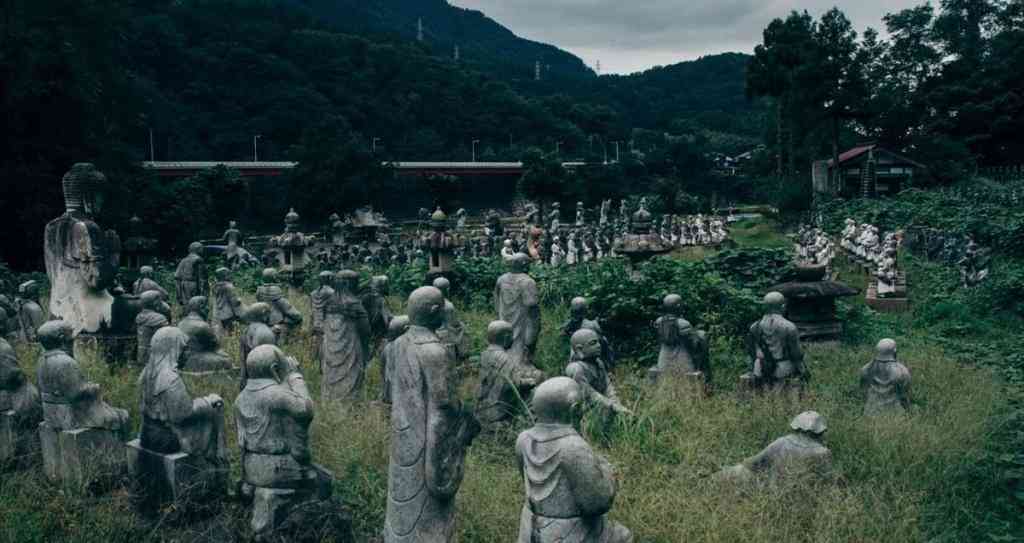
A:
[[486, 320, 514, 350], [62, 163, 106, 216], [510, 252, 530, 272], [663, 294, 683, 315], [387, 315, 410, 341], [876, 338, 897, 362], [789, 411, 827, 438], [245, 344, 295, 384], [318, 271, 334, 288], [261, 268, 278, 284], [407, 286, 445, 331], [761, 291, 786, 314], [188, 242, 203, 256], [229, 220, 237, 229], [570, 296, 588, 318], [38, 320, 74, 353], [571, 328, 602, 362], [531, 377, 584, 425], [215, 267, 230, 281], [245, 302, 272, 325], [503, 239, 512, 249], [18, 280, 39, 298], [335, 270, 359, 294], [432, 276, 450, 297], [284, 208, 300, 232], [140, 290, 163, 310], [371, 275, 390, 295], [187, 296, 208, 318], [149, 326, 190, 370]]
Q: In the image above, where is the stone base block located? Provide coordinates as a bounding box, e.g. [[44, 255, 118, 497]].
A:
[[792, 320, 844, 342], [647, 369, 707, 394], [74, 333, 137, 368], [127, 439, 228, 512], [40, 422, 125, 492], [866, 278, 909, 312], [244, 464, 334, 541], [0, 410, 40, 469]]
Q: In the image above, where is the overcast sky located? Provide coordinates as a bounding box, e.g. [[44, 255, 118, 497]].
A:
[[449, 0, 924, 74]]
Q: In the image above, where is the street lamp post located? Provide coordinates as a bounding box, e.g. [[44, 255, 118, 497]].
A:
[[253, 135, 262, 162], [372, 137, 381, 153], [472, 139, 480, 162], [613, 141, 621, 163], [555, 141, 563, 157]]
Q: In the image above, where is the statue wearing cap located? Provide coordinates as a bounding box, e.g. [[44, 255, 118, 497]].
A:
[[859, 339, 911, 416], [716, 411, 832, 483], [13, 281, 45, 343], [309, 271, 335, 356], [321, 270, 370, 402], [239, 303, 277, 388], [515, 377, 633, 543], [561, 297, 614, 366], [744, 292, 808, 391], [175, 242, 207, 304], [476, 321, 543, 425], [566, 328, 631, 417], [495, 253, 541, 364]]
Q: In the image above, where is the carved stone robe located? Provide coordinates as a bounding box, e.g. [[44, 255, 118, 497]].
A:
[[37, 348, 129, 434], [495, 271, 540, 362], [0, 338, 41, 428], [476, 345, 540, 425], [320, 293, 370, 402], [859, 359, 911, 416]]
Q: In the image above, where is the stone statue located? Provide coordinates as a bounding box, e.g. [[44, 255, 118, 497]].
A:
[[425, 208, 456, 278], [310, 271, 335, 357], [550, 237, 565, 267], [744, 292, 808, 392], [240, 303, 277, 388], [501, 239, 516, 262], [380, 315, 410, 405], [321, 270, 370, 402], [566, 328, 631, 416], [138, 326, 226, 465], [875, 247, 899, 297], [715, 411, 832, 483], [495, 253, 541, 364], [211, 267, 244, 334], [177, 296, 233, 372], [362, 275, 393, 345], [384, 286, 480, 543], [0, 328, 42, 457], [237, 344, 333, 539], [575, 201, 585, 226], [600, 199, 611, 226], [175, 242, 207, 304], [549, 202, 562, 233], [44, 163, 134, 334], [37, 320, 129, 435], [649, 294, 710, 383], [958, 239, 989, 288], [560, 297, 613, 366], [433, 277, 467, 362], [516, 377, 633, 543], [455, 208, 467, 230], [14, 281, 45, 343], [860, 339, 911, 416], [222, 221, 243, 267], [136, 291, 170, 368], [476, 321, 543, 425], [132, 266, 169, 300], [256, 268, 303, 341]]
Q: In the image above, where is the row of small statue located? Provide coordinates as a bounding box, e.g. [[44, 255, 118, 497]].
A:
[[795, 224, 836, 271], [840, 219, 903, 297]]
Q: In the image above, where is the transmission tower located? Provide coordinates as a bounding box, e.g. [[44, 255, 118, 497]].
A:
[[535, 60, 541, 81], [417, 18, 423, 42]]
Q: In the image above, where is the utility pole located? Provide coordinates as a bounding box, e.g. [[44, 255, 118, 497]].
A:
[[555, 141, 563, 157], [596, 60, 601, 74], [372, 137, 381, 153], [253, 135, 262, 162], [149, 129, 155, 162], [472, 139, 480, 162], [613, 141, 620, 163], [417, 18, 423, 42]]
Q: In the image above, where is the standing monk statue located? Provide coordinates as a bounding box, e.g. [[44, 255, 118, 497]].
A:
[[494, 253, 541, 364], [745, 292, 808, 393], [175, 242, 206, 304], [384, 286, 480, 543], [321, 270, 370, 403], [211, 267, 244, 335]]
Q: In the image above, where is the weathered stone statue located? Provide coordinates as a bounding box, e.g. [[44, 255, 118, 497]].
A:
[[875, 247, 899, 297], [175, 242, 207, 304], [0, 326, 42, 465], [649, 294, 710, 384], [363, 275, 393, 345], [495, 253, 541, 363], [600, 199, 611, 226], [256, 268, 303, 341], [384, 286, 481, 543], [133, 327, 227, 508], [44, 164, 134, 335], [132, 266, 168, 300], [136, 291, 170, 368], [715, 411, 832, 483], [178, 296, 232, 373], [310, 271, 335, 358], [211, 267, 244, 334], [516, 377, 633, 543], [237, 344, 333, 540], [433, 277, 467, 361], [240, 303, 277, 387], [860, 339, 911, 416], [958, 239, 990, 288], [549, 202, 562, 232], [425, 208, 456, 280], [14, 280, 45, 343], [566, 328, 631, 416], [575, 201, 585, 226], [560, 297, 613, 365], [380, 315, 410, 405], [38, 320, 130, 435], [222, 220, 243, 267], [321, 270, 370, 402], [744, 292, 808, 392], [476, 321, 543, 425], [501, 239, 516, 262]]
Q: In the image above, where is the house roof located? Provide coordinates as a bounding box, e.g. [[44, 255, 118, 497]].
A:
[[828, 145, 925, 169]]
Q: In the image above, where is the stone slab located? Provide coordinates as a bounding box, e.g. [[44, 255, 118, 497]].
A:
[[127, 439, 228, 509], [39, 422, 125, 492], [866, 277, 909, 313]]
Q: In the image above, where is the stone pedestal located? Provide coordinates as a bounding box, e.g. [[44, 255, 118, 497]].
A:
[[0, 410, 40, 469], [647, 369, 706, 394], [74, 333, 137, 368], [39, 422, 125, 492], [242, 464, 335, 541], [127, 439, 228, 513], [866, 273, 909, 312]]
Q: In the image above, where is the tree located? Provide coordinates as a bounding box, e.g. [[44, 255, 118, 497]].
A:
[[517, 147, 568, 221]]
